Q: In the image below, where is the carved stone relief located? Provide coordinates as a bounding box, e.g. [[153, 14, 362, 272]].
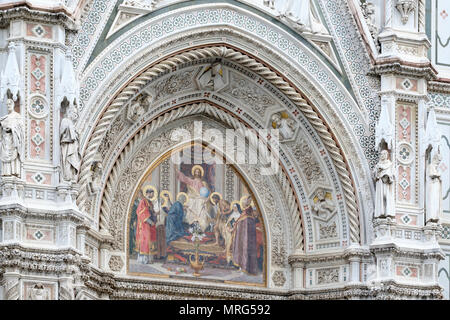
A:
[[272, 270, 286, 287], [289, 139, 326, 186], [222, 72, 276, 117], [316, 267, 339, 285]]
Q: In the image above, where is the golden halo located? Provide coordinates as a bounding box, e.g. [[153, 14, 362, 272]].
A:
[[141, 185, 158, 202], [160, 190, 173, 202], [231, 200, 241, 210], [209, 192, 222, 204], [176, 192, 189, 203], [160, 190, 173, 207], [240, 195, 253, 209], [191, 165, 204, 177], [280, 111, 289, 119]]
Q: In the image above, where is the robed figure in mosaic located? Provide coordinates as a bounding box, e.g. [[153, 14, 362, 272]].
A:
[[232, 196, 258, 275], [165, 193, 188, 244], [0, 99, 23, 177], [136, 186, 158, 263], [176, 165, 211, 231], [60, 108, 81, 182]]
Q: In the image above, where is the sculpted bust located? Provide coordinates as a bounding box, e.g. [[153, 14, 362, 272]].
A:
[[0, 98, 23, 177]]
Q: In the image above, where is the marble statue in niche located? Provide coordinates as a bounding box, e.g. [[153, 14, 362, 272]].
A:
[[426, 152, 443, 222], [128, 143, 265, 285], [0, 98, 23, 177], [271, 112, 296, 140], [374, 150, 395, 218], [374, 97, 395, 218], [60, 106, 81, 182]]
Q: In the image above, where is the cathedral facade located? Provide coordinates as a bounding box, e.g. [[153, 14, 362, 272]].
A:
[[0, 0, 449, 300]]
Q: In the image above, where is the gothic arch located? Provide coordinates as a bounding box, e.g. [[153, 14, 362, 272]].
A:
[[78, 43, 367, 247], [72, 9, 376, 243]]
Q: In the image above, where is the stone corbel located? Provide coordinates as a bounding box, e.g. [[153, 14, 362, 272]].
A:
[[395, 0, 417, 25]]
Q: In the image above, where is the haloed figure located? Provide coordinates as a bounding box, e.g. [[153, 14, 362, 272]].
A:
[[136, 186, 158, 264]]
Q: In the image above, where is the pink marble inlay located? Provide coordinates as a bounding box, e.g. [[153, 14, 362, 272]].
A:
[[30, 120, 45, 159], [398, 166, 411, 201], [398, 106, 412, 142], [26, 23, 52, 39], [30, 54, 46, 93]]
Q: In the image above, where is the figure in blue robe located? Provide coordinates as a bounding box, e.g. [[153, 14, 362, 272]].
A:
[[165, 201, 188, 244]]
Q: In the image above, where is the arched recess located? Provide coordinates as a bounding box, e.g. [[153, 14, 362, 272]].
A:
[[125, 139, 272, 287], [78, 43, 366, 250], [99, 110, 296, 288]]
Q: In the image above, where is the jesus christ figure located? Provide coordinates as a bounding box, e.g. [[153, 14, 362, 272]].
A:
[[176, 165, 212, 231]]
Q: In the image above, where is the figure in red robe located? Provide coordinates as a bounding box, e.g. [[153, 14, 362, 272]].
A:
[[136, 187, 158, 264], [231, 196, 258, 275]]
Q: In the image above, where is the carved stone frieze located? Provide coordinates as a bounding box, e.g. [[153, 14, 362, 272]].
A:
[[316, 267, 339, 285]]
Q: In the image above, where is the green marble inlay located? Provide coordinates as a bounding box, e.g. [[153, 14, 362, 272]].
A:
[[85, 0, 352, 96]]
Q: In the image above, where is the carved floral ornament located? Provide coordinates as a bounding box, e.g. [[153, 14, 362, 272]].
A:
[[396, 0, 417, 25], [77, 45, 363, 246]]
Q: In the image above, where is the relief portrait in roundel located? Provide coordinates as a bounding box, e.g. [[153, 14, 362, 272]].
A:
[[127, 143, 266, 286]]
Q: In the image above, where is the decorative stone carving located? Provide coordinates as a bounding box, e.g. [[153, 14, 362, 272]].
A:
[[123, 0, 158, 9], [290, 139, 325, 185], [109, 255, 124, 272], [152, 69, 196, 102], [60, 107, 81, 182], [88, 157, 103, 195], [375, 98, 394, 152], [311, 188, 336, 220], [126, 94, 151, 123], [318, 221, 338, 239], [271, 112, 296, 140], [361, 1, 380, 48], [5, 279, 19, 300], [223, 72, 275, 117], [28, 283, 50, 300], [57, 50, 79, 108], [0, 99, 23, 177], [196, 61, 228, 92], [272, 270, 286, 287], [396, 0, 417, 24], [0, 42, 21, 101], [373, 150, 395, 218], [426, 153, 442, 223], [317, 267, 339, 284], [266, 0, 328, 34]]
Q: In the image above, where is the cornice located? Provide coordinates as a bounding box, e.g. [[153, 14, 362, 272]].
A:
[[0, 4, 78, 30], [370, 58, 438, 80]]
